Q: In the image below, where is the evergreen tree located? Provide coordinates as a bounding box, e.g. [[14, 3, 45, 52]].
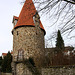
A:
[[0, 56, 2, 66], [0, 56, 2, 71], [6, 51, 12, 73], [2, 51, 12, 73], [2, 56, 7, 72], [56, 30, 64, 52]]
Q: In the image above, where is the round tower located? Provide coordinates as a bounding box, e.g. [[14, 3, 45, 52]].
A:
[[12, 0, 46, 67]]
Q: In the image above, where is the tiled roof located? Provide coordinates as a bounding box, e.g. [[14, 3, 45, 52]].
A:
[[14, 0, 45, 34], [2, 53, 7, 56], [2, 52, 13, 56]]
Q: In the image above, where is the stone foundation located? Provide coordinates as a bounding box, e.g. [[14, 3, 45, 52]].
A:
[[2, 66, 75, 75], [12, 62, 75, 75], [1, 73, 12, 75], [42, 66, 75, 75]]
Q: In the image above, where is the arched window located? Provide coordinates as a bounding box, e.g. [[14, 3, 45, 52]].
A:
[[18, 49, 24, 61]]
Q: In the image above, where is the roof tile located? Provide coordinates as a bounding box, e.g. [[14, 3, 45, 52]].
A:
[[14, 0, 45, 34]]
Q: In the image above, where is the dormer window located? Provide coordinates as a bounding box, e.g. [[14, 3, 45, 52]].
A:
[[12, 16, 19, 27], [33, 16, 35, 23], [14, 20, 18, 26]]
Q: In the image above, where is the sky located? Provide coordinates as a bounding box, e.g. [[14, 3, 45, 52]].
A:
[[0, 0, 23, 55], [0, 0, 75, 56]]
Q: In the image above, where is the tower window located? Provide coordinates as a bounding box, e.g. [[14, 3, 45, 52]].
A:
[[18, 49, 24, 61], [36, 32, 37, 35], [17, 31, 18, 35]]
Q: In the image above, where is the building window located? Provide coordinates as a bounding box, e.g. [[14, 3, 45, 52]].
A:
[[36, 32, 37, 35], [14, 20, 18, 26], [18, 49, 24, 61], [17, 31, 18, 35]]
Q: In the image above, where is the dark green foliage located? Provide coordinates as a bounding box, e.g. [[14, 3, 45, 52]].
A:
[[2, 51, 12, 73], [29, 57, 35, 67], [0, 56, 2, 66], [6, 51, 12, 73], [56, 30, 64, 52], [0, 56, 2, 71], [2, 56, 7, 72]]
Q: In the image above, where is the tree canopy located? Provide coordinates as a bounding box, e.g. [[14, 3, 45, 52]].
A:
[[32, 0, 75, 47]]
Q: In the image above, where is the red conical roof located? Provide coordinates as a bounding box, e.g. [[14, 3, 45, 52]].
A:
[[14, 0, 45, 34]]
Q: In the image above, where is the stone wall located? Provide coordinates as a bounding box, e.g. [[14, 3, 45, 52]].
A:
[[1, 73, 12, 75], [13, 26, 45, 67], [12, 60, 41, 75], [2, 67, 75, 75], [41, 67, 75, 75], [15, 66, 75, 75], [15, 63, 33, 75]]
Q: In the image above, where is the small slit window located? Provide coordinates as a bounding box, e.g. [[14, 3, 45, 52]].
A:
[[36, 32, 37, 35], [17, 31, 18, 35]]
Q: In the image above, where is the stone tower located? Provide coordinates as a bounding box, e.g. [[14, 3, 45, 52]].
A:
[[12, 0, 46, 75]]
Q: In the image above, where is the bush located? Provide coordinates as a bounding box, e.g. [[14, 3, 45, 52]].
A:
[[29, 57, 35, 67]]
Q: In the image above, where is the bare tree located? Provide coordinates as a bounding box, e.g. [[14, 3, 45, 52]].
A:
[[33, 0, 75, 47], [21, 0, 75, 47], [34, 0, 75, 35]]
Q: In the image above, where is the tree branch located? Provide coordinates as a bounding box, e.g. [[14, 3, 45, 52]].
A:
[[64, 0, 75, 4]]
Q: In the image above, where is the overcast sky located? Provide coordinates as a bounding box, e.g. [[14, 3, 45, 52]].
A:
[[0, 0, 75, 56], [0, 0, 23, 55]]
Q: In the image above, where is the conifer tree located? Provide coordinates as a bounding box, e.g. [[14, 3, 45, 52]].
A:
[[2, 51, 12, 73], [0, 56, 2, 71], [56, 30, 64, 52], [2, 56, 7, 72], [0, 56, 2, 66], [6, 51, 12, 73]]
